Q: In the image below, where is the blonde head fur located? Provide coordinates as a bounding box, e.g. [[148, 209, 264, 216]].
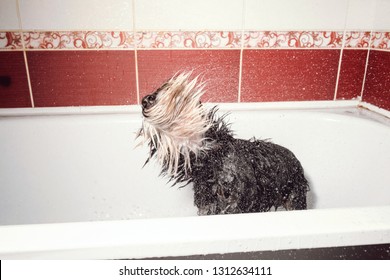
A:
[[138, 72, 213, 177]]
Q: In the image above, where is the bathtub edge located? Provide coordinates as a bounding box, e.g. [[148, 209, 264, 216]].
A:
[[0, 206, 389, 259]]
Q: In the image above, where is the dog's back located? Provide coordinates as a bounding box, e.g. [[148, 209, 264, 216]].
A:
[[191, 118, 309, 215]]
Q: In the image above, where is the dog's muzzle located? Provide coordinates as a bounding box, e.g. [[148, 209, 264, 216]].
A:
[[141, 93, 157, 111]]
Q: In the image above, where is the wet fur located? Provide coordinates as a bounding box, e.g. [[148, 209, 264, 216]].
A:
[[138, 73, 309, 215]]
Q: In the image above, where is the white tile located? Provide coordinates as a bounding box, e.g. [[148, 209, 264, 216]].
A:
[[245, 0, 349, 31], [19, 0, 133, 30], [346, 0, 376, 30], [135, 0, 244, 31], [375, 0, 390, 30], [0, 0, 20, 29]]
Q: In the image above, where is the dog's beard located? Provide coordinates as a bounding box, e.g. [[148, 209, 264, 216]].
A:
[[137, 72, 213, 177]]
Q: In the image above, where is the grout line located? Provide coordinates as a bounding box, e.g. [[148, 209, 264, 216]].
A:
[[370, 48, 390, 52], [22, 51, 35, 107], [14, 2, 23, 47], [333, 0, 350, 102], [360, 30, 374, 102], [132, 0, 140, 105], [1, 28, 356, 33], [16, 47, 243, 51], [237, 0, 246, 103], [0, 28, 368, 33], [134, 49, 140, 105], [5, 28, 242, 33], [359, 101, 390, 119], [16, 0, 35, 107], [10, 28, 358, 32], [238, 48, 244, 103], [10, 29, 135, 32], [21, 48, 137, 52], [0, 49, 24, 52], [333, 29, 347, 101], [11, 46, 353, 51]]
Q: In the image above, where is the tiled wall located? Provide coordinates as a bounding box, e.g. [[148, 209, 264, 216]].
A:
[[0, 0, 389, 111]]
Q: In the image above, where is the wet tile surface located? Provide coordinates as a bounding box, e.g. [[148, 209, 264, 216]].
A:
[[137, 50, 240, 103], [337, 50, 368, 100], [27, 51, 137, 107], [1, 39, 388, 112], [363, 50, 390, 111], [0, 52, 31, 108], [241, 49, 340, 102]]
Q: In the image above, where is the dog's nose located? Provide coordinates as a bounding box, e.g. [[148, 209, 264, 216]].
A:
[[142, 94, 156, 110]]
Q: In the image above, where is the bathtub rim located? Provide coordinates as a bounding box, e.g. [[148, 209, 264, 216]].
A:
[[0, 100, 362, 117], [0, 205, 389, 259], [0, 100, 389, 123], [1, 100, 389, 131]]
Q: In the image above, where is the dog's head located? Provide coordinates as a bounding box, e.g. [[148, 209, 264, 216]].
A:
[[138, 72, 212, 177]]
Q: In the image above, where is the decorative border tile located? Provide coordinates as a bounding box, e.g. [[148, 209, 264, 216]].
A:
[[23, 31, 135, 49], [243, 31, 344, 48], [1, 30, 382, 50], [344, 31, 371, 48], [371, 32, 390, 50], [0, 32, 23, 50], [135, 31, 242, 49]]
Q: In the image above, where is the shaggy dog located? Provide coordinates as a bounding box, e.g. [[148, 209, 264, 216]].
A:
[[137, 73, 309, 215]]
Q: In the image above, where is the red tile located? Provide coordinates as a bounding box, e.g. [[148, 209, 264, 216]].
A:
[[137, 50, 240, 103], [337, 50, 368, 100], [241, 50, 340, 102], [27, 51, 137, 107], [0, 51, 32, 108], [363, 50, 390, 111]]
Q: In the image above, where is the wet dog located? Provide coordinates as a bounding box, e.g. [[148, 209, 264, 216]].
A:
[[137, 73, 309, 215]]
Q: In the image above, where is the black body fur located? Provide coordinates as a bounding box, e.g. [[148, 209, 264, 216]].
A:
[[145, 107, 309, 215]]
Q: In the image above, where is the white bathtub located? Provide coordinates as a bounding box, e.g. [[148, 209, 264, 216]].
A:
[[0, 101, 389, 259]]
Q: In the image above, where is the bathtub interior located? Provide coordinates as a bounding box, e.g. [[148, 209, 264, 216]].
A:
[[0, 105, 390, 226]]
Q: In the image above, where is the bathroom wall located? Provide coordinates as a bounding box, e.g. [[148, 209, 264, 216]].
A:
[[0, 0, 389, 111]]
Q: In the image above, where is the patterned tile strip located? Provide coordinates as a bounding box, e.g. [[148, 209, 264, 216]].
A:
[[1, 31, 389, 50], [243, 31, 344, 48], [371, 32, 390, 50], [23, 31, 135, 49], [344, 31, 371, 48], [0, 32, 23, 49], [135, 31, 242, 49]]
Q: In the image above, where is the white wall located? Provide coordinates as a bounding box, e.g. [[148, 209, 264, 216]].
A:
[[1, 0, 389, 31]]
